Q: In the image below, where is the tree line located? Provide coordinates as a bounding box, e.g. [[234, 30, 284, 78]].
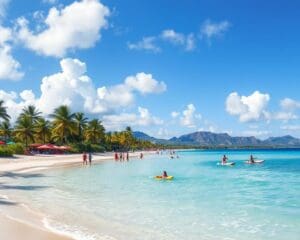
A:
[[0, 100, 156, 152]]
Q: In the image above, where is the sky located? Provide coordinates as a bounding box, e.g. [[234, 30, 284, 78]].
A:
[[0, 0, 300, 139]]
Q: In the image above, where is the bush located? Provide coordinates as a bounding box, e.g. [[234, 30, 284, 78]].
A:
[[69, 143, 105, 153], [7, 143, 25, 154], [90, 144, 105, 153], [0, 147, 13, 157]]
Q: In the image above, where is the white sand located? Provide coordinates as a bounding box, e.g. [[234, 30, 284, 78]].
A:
[[0, 151, 152, 240]]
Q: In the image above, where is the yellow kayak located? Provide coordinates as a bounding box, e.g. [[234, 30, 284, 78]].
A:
[[154, 176, 174, 180]]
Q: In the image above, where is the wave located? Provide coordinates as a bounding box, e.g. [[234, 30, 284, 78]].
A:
[[43, 217, 117, 240]]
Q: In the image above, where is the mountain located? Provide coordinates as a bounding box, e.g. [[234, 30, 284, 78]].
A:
[[169, 131, 262, 146], [133, 131, 170, 144], [263, 135, 300, 146], [133, 131, 300, 147]]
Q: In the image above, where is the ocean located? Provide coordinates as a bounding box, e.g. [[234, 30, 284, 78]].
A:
[[7, 149, 300, 240]]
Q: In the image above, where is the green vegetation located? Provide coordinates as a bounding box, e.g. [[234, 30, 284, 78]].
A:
[[0, 103, 156, 156]]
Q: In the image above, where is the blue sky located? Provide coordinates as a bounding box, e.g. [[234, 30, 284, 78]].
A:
[[1, 0, 300, 138]]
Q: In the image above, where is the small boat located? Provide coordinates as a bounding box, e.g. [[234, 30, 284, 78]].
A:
[[154, 176, 174, 180], [245, 160, 265, 164]]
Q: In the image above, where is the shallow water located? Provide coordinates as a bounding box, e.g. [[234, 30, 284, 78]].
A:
[[7, 150, 300, 240]]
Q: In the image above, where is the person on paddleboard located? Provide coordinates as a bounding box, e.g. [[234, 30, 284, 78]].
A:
[[222, 155, 228, 164], [249, 155, 255, 163]]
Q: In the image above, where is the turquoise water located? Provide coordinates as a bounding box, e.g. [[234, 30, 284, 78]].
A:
[[11, 150, 300, 240]]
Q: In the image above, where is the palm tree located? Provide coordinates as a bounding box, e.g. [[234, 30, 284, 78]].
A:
[[74, 112, 88, 142], [35, 118, 51, 144], [0, 100, 10, 122], [20, 105, 42, 124], [50, 105, 76, 144], [0, 120, 12, 141], [14, 115, 35, 147], [84, 119, 105, 144], [124, 126, 134, 150]]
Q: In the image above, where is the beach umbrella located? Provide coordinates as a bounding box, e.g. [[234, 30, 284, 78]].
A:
[[0, 140, 5, 145], [30, 143, 43, 147], [37, 144, 57, 150], [6, 141, 15, 145], [58, 146, 71, 150]]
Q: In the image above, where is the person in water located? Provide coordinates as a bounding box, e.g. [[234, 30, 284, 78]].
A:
[[82, 152, 87, 165], [222, 155, 228, 164], [88, 152, 92, 165], [249, 154, 255, 163], [162, 171, 168, 178]]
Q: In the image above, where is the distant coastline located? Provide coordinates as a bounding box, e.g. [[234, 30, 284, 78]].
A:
[[133, 131, 300, 149]]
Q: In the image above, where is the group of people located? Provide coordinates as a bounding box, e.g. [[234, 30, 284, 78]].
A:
[[222, 154, 256, 164], [114, 152, 130, 161], [82, 152, 92, 165]]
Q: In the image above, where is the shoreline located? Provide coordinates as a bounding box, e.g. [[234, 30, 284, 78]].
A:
[[0, 151, 153, 240]]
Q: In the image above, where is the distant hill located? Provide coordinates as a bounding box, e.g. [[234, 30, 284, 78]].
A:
[[133, 131, 300, 148], [263, 135, 300, 147], [133, 131, 170, 144]]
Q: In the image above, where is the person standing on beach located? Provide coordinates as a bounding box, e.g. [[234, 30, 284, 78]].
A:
[[126, 152, 129, 161], [83, 152, 87, 165], [140, 152, 143, 159], [88, 152, 92, 165]]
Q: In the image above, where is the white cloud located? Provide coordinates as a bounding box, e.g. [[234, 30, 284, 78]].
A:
[[129, 29, 197, 52], [0, 58, 166, 122], [157, 128, 170, 139], [0, 89, 36, 121], [185, 33, 196, 51], [171, 111, 180, 118], [198, 125, 217, 133], [226, 91, 270, 122], [180, 103, 202, 128], [42, 0, 58, 4], [16, 0, 110, 57], [161, 29, 185, 45], [125, 72, 166, 94], [127, 36, 160, 52], [161, 29, 196, 51], [0, 0, 9, 20], [0, 26, 24, 80], [242, 130, 270, 137], [281, 125, 300, 131], [273, 111, 298, 121], [280, 98, 300, 111], [201, 19, 231, 41], [102, 107, 163, 131]]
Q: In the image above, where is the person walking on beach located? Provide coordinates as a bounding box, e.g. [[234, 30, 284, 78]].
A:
[[88, 152, 92, 165], [140, 152, 143, 159], [83, 152, 87, 165], [114, 152, 119, 161], [126, 152, 129, 161]]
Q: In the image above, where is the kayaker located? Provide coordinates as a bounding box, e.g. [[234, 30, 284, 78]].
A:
[[222, 155, 228, 164], [162, 171, 168, 178]]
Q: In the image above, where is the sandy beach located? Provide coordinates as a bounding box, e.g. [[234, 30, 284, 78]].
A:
[[0, 152, 149, 240]]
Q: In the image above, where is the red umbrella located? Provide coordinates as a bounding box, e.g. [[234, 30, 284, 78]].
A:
[[0, 141, 5, 145], [37, 144, 57, 150], [58, 146, 71, 150]]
